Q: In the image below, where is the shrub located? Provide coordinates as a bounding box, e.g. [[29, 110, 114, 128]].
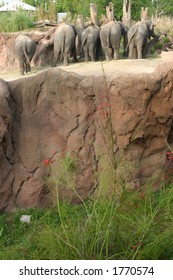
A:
[[0, 10, 35, 32], [1, 181, 173, 259]]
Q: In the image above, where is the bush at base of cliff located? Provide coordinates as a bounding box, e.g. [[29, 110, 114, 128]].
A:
[[0, 179, 173, 260]]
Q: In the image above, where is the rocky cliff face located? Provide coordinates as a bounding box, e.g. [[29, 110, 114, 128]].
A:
[[1, 63, 173, 212]]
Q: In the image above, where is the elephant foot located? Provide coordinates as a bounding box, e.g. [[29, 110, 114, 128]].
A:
[[73, 57, 78, 63], [51, 61, 57, 67]]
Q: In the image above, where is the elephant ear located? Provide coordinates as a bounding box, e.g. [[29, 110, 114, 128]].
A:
[[90, 3, 99, 26], [106, 2, 114, 22], [76, 15, 84, 29]]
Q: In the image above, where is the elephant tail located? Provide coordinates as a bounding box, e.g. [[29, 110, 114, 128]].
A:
[[106, 33, 111, 48], [125, 29, 138, 51], [81, 36, 87, 51]]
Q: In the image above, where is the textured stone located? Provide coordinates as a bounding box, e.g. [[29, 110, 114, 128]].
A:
[[1, 58, 173, 211]]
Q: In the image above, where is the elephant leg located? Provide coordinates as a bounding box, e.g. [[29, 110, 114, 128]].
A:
[[137, 45, 143, 59], [113, 48, 119, 60], [83, 45, 89, 62], [24, 57, 28, 74], [26, 62, 31, 73], [18, 54, 25, 75], [72, 48, 78, 63], [19, 60, 25, 75], [129, 43, 135, 59], [88, 44, 96, 61], [89, 46, 96, 62], [104, 48, 111, 61], [52, 51, 60, 67], [85, 51, 90, 62], [63, 52, 69, 66]]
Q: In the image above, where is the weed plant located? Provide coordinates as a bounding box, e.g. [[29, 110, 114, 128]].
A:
[[0, 179, 173, 260]]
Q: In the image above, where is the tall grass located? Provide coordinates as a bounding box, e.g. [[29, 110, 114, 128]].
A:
[[0, 4, 57, 33], [0, 11, 35, 32], [0, 174, 173, 260]]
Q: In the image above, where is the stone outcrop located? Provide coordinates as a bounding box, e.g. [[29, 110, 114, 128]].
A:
[[1, 62, 173, 212]]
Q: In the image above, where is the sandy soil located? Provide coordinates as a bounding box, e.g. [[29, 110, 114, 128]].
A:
[[0, 56, 164, 81]]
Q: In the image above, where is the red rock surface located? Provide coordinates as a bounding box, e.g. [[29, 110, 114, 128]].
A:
[[1, 31, 173, 212]]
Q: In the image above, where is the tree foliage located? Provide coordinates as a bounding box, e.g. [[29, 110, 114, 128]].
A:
[[24, 0, 173, 21]]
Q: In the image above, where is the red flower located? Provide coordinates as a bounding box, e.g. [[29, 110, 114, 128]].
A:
[[101, 102, 107, 107], [131, 245, 137, 249], [140, 193, 145, 199], [43, 159, 51, 166], [166, 151, 173, 155], [167, 156, 173, 160], [96, 106, 102, 111]]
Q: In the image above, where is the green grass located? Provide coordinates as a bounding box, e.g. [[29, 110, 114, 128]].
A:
[[1, 183, 173, 260], [0, 11, 35, 32]]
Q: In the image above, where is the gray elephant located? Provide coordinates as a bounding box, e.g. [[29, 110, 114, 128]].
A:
[[15, 34, 36, 75], [52, 23, 78, 67], [80, 25, 100, 62], [127, 20, 158, 59], [100, 21, 123, 61]]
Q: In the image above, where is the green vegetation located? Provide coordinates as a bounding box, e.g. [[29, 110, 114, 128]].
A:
[[50, 0, 173, 20], [1, 177, 173, 260], [0, 10, 35, 32]]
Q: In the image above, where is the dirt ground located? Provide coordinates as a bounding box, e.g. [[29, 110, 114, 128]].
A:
[[0, 56, 164, 81]]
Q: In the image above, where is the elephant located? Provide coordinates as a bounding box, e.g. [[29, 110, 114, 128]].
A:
[[127, 20, 159, 59], [52, 23, 78, 67], [15, 34, 36, 75], [80, 25, 100, 62], [100, 21, 124, 61]]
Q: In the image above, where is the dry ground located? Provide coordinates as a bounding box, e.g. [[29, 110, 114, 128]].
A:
[[0, 56, 165, 81]]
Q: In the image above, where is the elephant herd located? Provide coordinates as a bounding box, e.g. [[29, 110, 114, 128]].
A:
[[14, 18, 159, 75]]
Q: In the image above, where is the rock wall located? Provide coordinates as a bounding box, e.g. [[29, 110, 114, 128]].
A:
[[0, 33, 17, 70], [1, 63, 173, 212]]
